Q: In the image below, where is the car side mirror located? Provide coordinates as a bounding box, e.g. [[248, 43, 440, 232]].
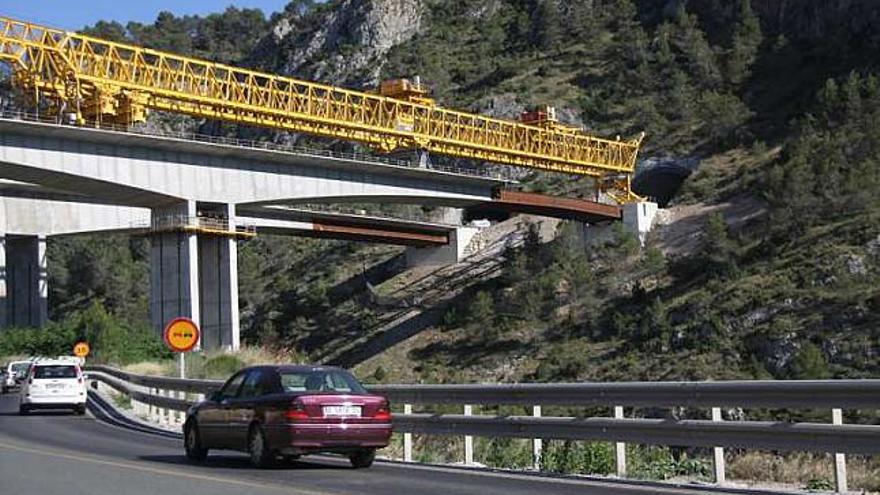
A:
[[208, 391, 222, 402]]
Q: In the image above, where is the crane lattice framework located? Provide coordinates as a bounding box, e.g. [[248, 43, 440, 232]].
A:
[[0, 15, 645, 203]]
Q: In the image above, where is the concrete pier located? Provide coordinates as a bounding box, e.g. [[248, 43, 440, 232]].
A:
[[0, 235, 48, 328], [150, 202, 201, 345], [149, 202, 240, 351]]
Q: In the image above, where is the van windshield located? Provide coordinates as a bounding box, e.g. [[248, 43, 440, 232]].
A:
[[33, 365, 77, 379]]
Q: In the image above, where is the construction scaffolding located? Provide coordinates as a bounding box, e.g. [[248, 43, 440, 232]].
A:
[[0, 14, 644, 203]]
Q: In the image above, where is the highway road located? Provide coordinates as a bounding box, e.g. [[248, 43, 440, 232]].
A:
[[0, 393, 735, 495]]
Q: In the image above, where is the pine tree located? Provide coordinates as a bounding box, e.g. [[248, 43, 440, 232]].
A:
[[532, 0, 562, 51], [727, 0, 763, 86], [701, 213, 738, 278]]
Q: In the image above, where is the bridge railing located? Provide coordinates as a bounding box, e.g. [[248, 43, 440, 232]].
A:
[[85, 365, 880, 493]]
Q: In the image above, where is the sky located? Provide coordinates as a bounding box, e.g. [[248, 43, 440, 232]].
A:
[[3, 1, 292, 30]]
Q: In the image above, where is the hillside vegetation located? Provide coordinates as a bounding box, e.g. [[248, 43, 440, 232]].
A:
[[1, 0, 877, 386]]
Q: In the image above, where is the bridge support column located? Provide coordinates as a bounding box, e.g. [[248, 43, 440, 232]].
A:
[[150, 202, 241, 351], [0, 234, 48, 328], [622, 201, 658, 246], [197, 204, 240, 351], [405, 227, 479, 268], [150, 202, 200, 341]]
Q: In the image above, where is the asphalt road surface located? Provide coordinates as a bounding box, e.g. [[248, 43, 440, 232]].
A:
[[0, 393, 734, 495]]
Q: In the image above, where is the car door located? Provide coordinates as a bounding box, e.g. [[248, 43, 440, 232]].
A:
[[199, 371, 246, 449], [227, 369, 265, 450]]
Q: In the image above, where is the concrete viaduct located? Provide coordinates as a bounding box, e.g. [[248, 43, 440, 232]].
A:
[[0, 118, 508, 349], [0, 117, 653, 350]]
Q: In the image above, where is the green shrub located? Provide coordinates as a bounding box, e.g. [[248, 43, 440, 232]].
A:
[[805, 478, 834, 491], [0, 300, 166, 365], [541, 440, 614, 475], [628, 445, 711, 480], [479, 438, 532, 469]]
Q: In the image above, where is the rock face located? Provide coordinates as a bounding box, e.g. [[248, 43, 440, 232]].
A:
[[262, 0, 423, 86]]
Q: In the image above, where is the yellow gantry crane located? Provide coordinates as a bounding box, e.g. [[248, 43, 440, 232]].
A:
[[0, 15, 644, 203]]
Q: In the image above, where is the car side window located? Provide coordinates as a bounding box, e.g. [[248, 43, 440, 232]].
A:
[[219, 372, 246, 399], [258, 370, 281, 395], [238, 370, 264, 398]]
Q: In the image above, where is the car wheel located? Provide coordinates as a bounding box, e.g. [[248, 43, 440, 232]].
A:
[[18, 405, 29, 416], [349, 449, 376, 469], [248, 425, 276, 469], [184, 422, 209, 462], [74, 405, 86, 415]]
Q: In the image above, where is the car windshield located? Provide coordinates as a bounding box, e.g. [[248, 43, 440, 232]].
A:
[[279, 370, 366, 394], [33, 365, 77, 379]]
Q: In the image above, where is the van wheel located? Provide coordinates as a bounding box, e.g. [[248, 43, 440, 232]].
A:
[[184, 422, 209, 461], [248, 425, 276, 469], [349, 449, 375, 469]]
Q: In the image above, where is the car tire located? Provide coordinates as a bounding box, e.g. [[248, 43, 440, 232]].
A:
[[349, 449, 376, 469], [18, 405, 29, 416], [184, 422, 209, 462], [248, 425, 276, 469], [74, 404, 86, 415]]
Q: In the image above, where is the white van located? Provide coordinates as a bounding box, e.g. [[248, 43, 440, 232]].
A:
[[4, 360, 33, 394], [19, 360, 87, 415]]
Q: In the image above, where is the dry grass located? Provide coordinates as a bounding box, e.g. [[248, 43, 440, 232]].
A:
[[728, 451, 880, 493], [123, 360, 174, 376], [121, 346, 305, 379]]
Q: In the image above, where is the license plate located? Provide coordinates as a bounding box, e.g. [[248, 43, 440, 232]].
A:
[[46, 383, 64, 389], [322, 405, 361, 417]]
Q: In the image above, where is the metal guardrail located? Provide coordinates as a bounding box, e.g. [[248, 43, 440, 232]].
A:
[[85, 365, 880, 455], [369, 380, 880, 409]]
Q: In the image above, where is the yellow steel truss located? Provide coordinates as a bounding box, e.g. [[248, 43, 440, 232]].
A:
[[0, 15, 644, 202]]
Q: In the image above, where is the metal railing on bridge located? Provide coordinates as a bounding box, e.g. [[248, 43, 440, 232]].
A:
[[132, 215, 258, 238], [85, 365, 880, 493]]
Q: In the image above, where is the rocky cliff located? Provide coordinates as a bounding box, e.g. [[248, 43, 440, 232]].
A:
[[256, 0, 424, 86]]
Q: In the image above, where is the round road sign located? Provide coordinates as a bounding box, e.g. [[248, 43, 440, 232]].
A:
[[163, 317, 200, 353], [73, 341, 90, 358]]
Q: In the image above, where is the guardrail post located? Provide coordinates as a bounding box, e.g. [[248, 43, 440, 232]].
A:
[[614, 405, 626, 477], [832, 408, 848, 493], [159, 389, 167, 425], [532, 405, 542, 470], [464, 404, 474, 466], [712, 407, 726, 484], [150, 388, 159, 423], [404, 403, 413, 462]]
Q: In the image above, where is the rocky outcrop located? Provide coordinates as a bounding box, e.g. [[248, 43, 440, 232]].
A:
[[259, 0, 424, 86]]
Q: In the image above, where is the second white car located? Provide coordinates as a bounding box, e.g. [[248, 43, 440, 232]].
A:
[[19, 360, 87, 415]]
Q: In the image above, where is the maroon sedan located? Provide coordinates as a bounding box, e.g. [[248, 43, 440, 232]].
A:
[[183, 365, 392, 468]]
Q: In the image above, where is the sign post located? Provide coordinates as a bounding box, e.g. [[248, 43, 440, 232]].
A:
[[163, 317, 200, 379], [73, 341, 90, 365]]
